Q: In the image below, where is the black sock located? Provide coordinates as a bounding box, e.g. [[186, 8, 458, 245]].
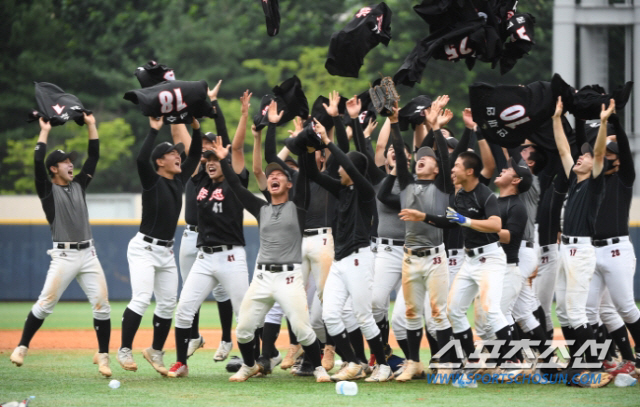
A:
[[286, 319, 299, 345], [397, 338, 410, 359], [510, 324, 524, 362], [592, 324, 610, 360], [175, 327, 190, 364], [191, 308, 201, 339], [152, 314, 172, 351], [302, 340, 322, 367], [253, 328, 262, 360], [218, 300, 233, 343], [348, 328, 367, 364], [533, 306, 548, 338], [573, 324, 596, 367], [94, 318, 110, 354], [121, 307, 143, 350], [529, 324, 552, 362], [602, 325, 617, 360], [494, 325, 513, 365], [514, 323, 527, 344], [425, 328, 440, 361], [547, 329, 554, 341], [238, 341, 256, 367], [376, 318, 389, 347], [325, 325, 335, 347], [609, 325, 635, 361], [406, 328, 423, 362], [366, 333, 387, 366], [625, 318, 640, 354], [18, 312, 44, 348], [561, 326, 575, 357], [261, 323, 280, 358], [435, 328, 455, 364], [453, 328, 475, 362], [331, 330, 357, 363]]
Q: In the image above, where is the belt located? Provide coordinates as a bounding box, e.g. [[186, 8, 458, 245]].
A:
[[143, 235, 174, 247], [561, 235, 591, 245], [303, 228, 330, 237], [378, 238, 404, 247], [404, 246, 440, 257], [257, 263, 295, 272], [371, 236, 378, 243], [448, 249, 459, 256], [465, 242, 500, 258], [186, 224, 198, 232], [542, 246, 550, 253], [592, 236, 628, 247], [201, 245, 233, 254], [521, 241, 534, 248], [56, 240, 93, 250]]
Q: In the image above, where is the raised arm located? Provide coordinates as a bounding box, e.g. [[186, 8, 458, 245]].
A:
[[137, 117, 162, 190], [208, 80, 231, 146], [375, 119, 391, 167], [413, 123, 427, 152], [552, 97, 574, 179], [178, 118, 203, 184], [251, 125, 268, 191], [34, 118, 52, 199], [432, 108, 453, 194], [478, 138, 496, 181], [377, 172, 401, 209], [232, 90, 251, 174], [171, 124, 191, 154], [398, 208, 457, 229], [592, 99, 615, 178], [304, 149, 342, 197], [609, 114, 634, 185], [390, 118, 412, 190], [76, 113, 100, 188], [346, 96, 386, 184]]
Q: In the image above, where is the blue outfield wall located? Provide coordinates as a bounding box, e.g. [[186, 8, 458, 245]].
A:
[[1, 224, 640, 301]]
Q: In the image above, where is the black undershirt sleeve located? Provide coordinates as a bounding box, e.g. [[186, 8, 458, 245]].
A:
[[327, 142, 375, 201], [178, 128, 202, 184], [211, 100, 231, 147], [423, 213, 457, 229], [220, 159, 266, 220], [137, 129, 161, 190], [433, 129, 453, 194], [610, 115, 635, 186], [265, 123, 296, 179], [350, 117, 385, 185], [391, 123, 411, 190], [75, 139, 100, 190], [34, 142, 52, 199], [377, 174, 400, 209], [306, 146, 342, 197], [334, 117, 350, 153], [294, 153, 310, 233], [420, 129, 434, 148], [450, 128, 472, 167]]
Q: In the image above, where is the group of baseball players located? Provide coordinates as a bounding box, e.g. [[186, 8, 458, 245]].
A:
[[9, 78, 640, 387]]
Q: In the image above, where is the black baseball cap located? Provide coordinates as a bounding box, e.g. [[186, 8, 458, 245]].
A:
[[508, 157, 533, 193], [446, 137, 459, 150], [416, 146, 436, 161], [606, 141, 619, 154], [202, 150, 219, 160], [399, 95, 432, 131], [284, 155, 298, 167], [151, 142, 185, 163], [265, 162, 292, 181], [203, 132, 217, 142], [580, 142, 594, 156], [46, 149, 78, 170]]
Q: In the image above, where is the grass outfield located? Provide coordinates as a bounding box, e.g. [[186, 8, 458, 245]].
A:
[[2, 349, 639, 407]]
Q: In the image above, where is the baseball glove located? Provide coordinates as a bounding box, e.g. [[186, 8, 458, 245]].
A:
[[369, 77, 400, 117]]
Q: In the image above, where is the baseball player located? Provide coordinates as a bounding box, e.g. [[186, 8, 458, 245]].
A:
[[585, 114, 640, 375], [306, 103, 392, 383], [552, 97, 612, 373], [10, 114, 111, 377], [385, 101, 456, 382], [117, 116, 202, 376], [444, 151, 513, 379], [208, 134, 331, 383], [177, 82, 235, 361], [166, 92, 252, 378]]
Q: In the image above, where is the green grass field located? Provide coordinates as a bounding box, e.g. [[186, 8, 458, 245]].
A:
[[2, 302, 639, 407]]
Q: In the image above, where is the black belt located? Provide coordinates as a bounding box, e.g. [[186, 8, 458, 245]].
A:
[[371, 236, 378, 243], [561, 235, 590, 245], [186, 225, 198, 232], [507, 261, 519, 266], [143, 235, 174, 247], [201, 245, 233, 254], [57, 241, 92, 250], [404, 246, 440, 257], [523, 241, 534, 248], [378, 238, 404, 247], [449, 249, 459, 256], [258, 263, 294, 272], [465, 243, 500, 258], [592, 237, 620, 247], [303, 228, 330, 237], [542, 246, 550, 253]]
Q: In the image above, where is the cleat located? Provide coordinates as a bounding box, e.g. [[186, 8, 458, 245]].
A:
[[93, 352, 112, 377], [433, 368, 453, 384], [610, 360, 636, 377], [281, 344, 303, 370], [229, 363, 260, 382], [331, 362, 364, 381], [322, 345, 336, 371], [314, 366, 332, 382], [225, 356, 243, 373], [395, 360, 424, 382], [117, 347, 137, 372], [167, 361, 189, 378], [603, 359, 618, 373], [365, 364, 393, 382], [10, 346, 28, 367], [142, 347, 168, 376], [187, 335, 205, 358], [293, 360, 315, 377], [368, 354, 376, 367], [270, 352, 283, 369], [213, 340, 233, 362], [256, 355, 272, 376]]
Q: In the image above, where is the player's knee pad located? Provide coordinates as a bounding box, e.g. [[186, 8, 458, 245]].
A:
[[31, 302, 53, 320]]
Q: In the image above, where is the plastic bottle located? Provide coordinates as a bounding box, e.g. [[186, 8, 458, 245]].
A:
[[614, 373, 637, 387], [335, 381, 358, 395]]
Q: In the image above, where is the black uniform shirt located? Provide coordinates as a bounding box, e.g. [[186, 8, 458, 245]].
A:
[[563, 171, 605, 237], [498, 195, 527, 263], [453, 182, 501, 249], [193, 168, 248, 247], [304, 179, 338, 229], [184, 178, 198, 226], [137, 128, 202, 241]]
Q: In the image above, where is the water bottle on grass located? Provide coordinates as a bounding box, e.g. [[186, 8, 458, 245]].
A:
[[335, 381, 358, 395]]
